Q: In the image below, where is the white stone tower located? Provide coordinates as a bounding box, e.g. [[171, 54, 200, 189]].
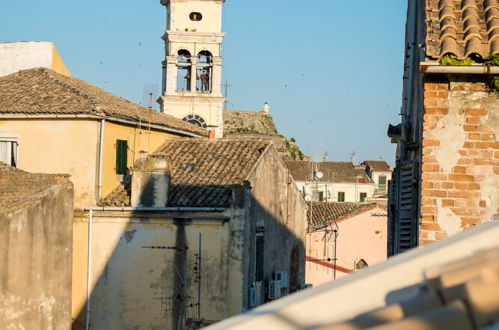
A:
[[158, 0, 226, 138]]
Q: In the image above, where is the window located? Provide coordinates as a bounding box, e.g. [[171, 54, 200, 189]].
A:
[[0, 137, 18, 167], [360, 192, 367, 203], [189, 12, 203, 21], [176, 49, 192, 92], [116, 140, 128, 175], [379, 176, 387, 185], [355, 259, 369, 270], [337, 192, 345, 202], [255, 234, 264, 281], [182, 114, 208, 128], [378, 175, 387, 191]]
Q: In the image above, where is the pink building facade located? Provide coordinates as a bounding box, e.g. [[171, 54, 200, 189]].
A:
[[306, 203, 388, 287]]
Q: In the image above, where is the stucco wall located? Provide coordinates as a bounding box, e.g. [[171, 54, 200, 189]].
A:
[[0, 182, 74, 329], [0, 41, 70, 77], [247, 146, 308, 302], [0, 119, 99, 208], [72, 212, 232, 330], [168, 1, 223, 33], [102, 121, 181, 197], [420, 76, 498, 244], [306, 207, 388, 287]]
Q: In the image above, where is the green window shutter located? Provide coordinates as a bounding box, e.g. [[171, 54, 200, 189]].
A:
[[338, 192, 345, 202], [116, 140, 128, 175], [360, 193, 367, 202]]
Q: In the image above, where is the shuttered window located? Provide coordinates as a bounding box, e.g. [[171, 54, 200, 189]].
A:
[[360, 193, 367, 202], [394, 161, 419, 254], [116, 140, 128, 175], [338, 192, 345, 202]]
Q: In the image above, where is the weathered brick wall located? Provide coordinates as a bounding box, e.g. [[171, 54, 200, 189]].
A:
[[420, 76, 498, 245]]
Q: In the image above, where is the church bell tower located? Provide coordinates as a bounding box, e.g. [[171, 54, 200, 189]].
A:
[[159, 0, 226, 138]]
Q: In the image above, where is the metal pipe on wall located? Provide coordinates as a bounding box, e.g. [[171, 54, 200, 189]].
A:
[[97, 119, 105, 201], [85, 209, 94, 330]]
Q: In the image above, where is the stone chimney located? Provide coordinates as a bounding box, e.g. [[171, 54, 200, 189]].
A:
[[131, 154, 171, 208]]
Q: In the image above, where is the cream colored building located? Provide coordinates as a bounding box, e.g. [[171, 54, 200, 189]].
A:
[[286, 161, 376, 203], [72, 138, 308, 329], [0, 68, 206, 209], [158, 0, 226, 138], [0, 41, 70, 77]]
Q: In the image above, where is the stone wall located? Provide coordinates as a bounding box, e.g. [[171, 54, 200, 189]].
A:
[[420, 75, 498, 244], [0, 180, 74, 329]]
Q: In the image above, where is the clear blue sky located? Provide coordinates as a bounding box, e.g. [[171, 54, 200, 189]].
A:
[[1, 0, 407, 163]]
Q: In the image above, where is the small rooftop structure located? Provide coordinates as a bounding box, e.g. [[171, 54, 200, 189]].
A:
[[0, 41, 70, 77], [362, 160, 391, 173]]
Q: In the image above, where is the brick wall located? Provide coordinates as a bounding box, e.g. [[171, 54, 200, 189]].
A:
[[420, 76, 498, 245]]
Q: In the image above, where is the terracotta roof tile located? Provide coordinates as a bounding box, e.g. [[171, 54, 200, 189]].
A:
[[426, 0, 499, 59], [307, 202, 376, 231], [0, 162, 70, 208], [100, 138, 273, 207], [0, 68, 207, 136]]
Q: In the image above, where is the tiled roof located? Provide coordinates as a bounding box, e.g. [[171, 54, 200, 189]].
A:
[[425, 0, 499, 60], [307, 202, 376, 230], [363, 160, 391, 172], [0, 68, 207, 136], [100, 138, 273, 207], [285, 161, 374, 184], [0, 162, 70, 208]]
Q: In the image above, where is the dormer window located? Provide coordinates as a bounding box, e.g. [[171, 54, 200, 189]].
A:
[[189, 12, 202, 21]]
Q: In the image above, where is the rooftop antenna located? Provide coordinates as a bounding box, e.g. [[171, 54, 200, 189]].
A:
[[322, 151, 328, 162], [223, 78, 233, 110], [142, 84, 159, 110], [350, 151, 356, 165]]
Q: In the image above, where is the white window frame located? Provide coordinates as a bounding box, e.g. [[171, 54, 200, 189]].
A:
[[0, 133, 20, 167]]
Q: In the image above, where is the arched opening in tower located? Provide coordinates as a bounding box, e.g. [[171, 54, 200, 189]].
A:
[[176, 49, 192, 92], [197, 51, 213, 93]]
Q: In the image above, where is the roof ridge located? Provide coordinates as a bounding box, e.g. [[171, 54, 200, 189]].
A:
[[39, 68, 103, 115]]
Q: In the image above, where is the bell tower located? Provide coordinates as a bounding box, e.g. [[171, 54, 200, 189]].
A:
[[159, 0, 226, 138]]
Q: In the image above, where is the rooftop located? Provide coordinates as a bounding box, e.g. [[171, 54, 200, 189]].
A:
[[0, 162, 70, 208], [100, 137, 273, 207], [425, 0, 499, 60], [307, 202, 377, 231], [362, 160, 391, 172], [0, 68, 207, 136], [285, 161, 373, 184]]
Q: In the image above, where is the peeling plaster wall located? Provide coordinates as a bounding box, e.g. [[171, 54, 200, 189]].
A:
[[247, 146, 308, 297], [0, 183, 73, 330], [420, 76, 499, 244], [72, 213, 233, 330]]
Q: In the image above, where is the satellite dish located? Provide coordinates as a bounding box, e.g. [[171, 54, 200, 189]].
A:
[[315, 171, 323, 179], [304, 195, 312, 202]]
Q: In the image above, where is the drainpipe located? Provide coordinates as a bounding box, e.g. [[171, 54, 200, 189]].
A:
[[85, 209, 94, 330], [97, 119, 105, 201]]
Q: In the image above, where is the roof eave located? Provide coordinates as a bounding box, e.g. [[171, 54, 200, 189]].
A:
[[420, 62, 499, 75]]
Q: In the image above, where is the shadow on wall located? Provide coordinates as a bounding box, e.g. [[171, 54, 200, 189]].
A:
[[72, 182, 305, 330]]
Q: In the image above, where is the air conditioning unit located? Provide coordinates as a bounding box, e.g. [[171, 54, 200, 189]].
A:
[[268, 280, 282, 300], [249, 281, 264, 307], [274, 271, 289, 290]]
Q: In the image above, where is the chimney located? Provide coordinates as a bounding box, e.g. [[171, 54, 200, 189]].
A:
[[131, 154, 171, 208]]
